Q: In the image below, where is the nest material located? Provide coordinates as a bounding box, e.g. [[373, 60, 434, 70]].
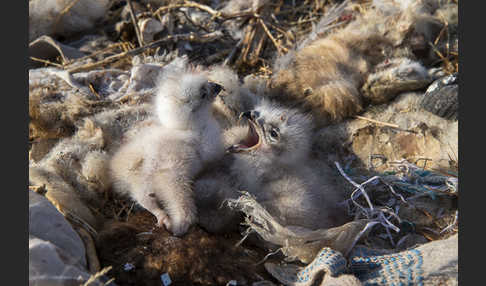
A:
[[28, 0, 459, 285]]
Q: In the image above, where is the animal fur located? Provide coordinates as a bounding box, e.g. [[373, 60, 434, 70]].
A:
[[29, 118, 110, 230], [269, 0, 451, 126]]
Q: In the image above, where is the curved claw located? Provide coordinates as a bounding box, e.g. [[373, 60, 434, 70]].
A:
[[167, 212, 197, 237], [154, 210, 171, 230]]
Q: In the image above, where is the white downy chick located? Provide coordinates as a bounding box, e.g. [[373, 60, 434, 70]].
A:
[[110, 58, 224, 236], [207, 65, 260, 129], [227, 101, 347, 229]]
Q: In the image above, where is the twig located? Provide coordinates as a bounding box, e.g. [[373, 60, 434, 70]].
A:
[[440, 210, 458, 234], [64, 211, 98, 237], [75, 226, 100, 273], [30, 57, 64, 68], [152, 1, 255, 23], [447, 142, 458, 163], [180, 10, 211, 32], [136, 231, 153, 237], [66, 31, 223, 73], [235, 228, 254, 247], [81, 266, 112, 286], [65, 43, 124, 65], [355, 115, 400, 129], [240, 22, 257, 62], [255, 248, 283, 265], [125, 202, 135, 221], [115, 202, 128, 219], [258, 18, 288, 54], [126, 0, 144, 47], [54, 0, 82, 27], [88, 84, 101, 99], [289, 17, 319, 25], [429, 42, 455, 74], [433, 23, 448, 46], [218, 11, 257, 22], [154, 1, 219, 17]]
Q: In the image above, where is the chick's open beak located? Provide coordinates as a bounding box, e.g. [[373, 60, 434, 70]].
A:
[[227, 113, 262, 153]]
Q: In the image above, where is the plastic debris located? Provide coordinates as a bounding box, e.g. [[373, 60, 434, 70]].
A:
[[161, 273, 172, 286], [123, 263, 135, 271]]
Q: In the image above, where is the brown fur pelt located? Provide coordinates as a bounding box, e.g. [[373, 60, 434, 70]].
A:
[[268, 0, 451, 127]]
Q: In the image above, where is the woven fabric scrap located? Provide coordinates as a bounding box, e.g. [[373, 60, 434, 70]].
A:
[[265, 234, 457, 286]]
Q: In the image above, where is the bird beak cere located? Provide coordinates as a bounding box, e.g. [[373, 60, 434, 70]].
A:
[[239, 111, 252, 120], [208, 82, 223, 98]]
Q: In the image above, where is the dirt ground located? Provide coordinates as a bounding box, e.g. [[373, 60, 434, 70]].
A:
[[95, 194, 278, 286]]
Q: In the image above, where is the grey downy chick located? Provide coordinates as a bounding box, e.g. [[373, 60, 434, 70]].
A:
[[193, 154, 241, 234], [193, 124, 254, 234], [110, 58, 224, 236], [227, 101, 347, 230]]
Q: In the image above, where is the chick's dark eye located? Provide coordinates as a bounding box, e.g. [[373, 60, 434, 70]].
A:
[[270, 129, 279, 138]]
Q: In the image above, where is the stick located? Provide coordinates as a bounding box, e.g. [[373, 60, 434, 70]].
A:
[[126, 0, 144, 47], [65, 43, 124, 65], [258, 18, 288, 54], [66, 31, 223, 73], [30, 57, 64, 68], [355, 115, 400, 129], [81, 266, 112, 286], [54, 0, 82, 27], [180, 9, 211, 32], [154, 1, 219, 17], [75, 226, 101, 273], [254, 248, 282, 265], [152, 1, 254, 21]]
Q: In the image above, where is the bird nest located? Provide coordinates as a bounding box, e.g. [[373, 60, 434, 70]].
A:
[[29, 0, 458, 285]]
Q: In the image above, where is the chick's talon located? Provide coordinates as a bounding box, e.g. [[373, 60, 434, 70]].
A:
[[154, 210, 171, 229], [168, 212, 197, 236]]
